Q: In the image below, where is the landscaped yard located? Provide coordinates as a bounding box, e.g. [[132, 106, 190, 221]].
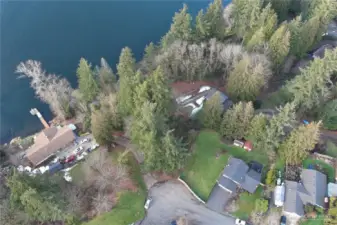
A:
[[181, 130, 269, 201], [303, 158, 335, 182], [299, 215, 324, 225], [233, 186, 264, 220]]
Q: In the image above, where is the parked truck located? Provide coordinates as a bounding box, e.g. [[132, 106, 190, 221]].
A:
[[48, 162, 64, 174]]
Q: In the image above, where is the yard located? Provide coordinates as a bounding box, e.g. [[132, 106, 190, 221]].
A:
[[72, 150, 146, 225], [303, 158, 335, 182], [232, 186, 264, 220], [299, 215, 324, 225], [181, 130, 269, 201]]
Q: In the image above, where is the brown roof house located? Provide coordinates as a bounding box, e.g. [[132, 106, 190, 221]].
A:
[[26, 126, 75, 166]]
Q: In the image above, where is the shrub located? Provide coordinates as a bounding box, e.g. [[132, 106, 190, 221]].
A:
[[265, 168, 276, 186], [255, 198, 269, 213], [304, 204, 315, 214]]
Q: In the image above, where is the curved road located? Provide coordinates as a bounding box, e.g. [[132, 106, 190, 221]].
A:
[[141, 181, 236, 225]]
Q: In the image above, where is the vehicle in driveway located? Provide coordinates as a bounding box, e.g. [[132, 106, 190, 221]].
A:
[[80, 138, 89, 144], [144, 197, 152, 210], [65, 155, 76, 163], [280, 215, 286, 225], [48, 162, 64, 174], [235, 219, 246, 225]]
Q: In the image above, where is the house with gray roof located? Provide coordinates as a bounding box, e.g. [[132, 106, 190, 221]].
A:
[[206, 157, 262, 213], [284, 169, 327, 217]]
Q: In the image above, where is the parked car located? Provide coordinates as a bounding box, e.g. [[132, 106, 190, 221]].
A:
[[170, 221, 177, 225], [280, 215, 286, 225], [80, 138, 89, 144], [65, 155, 76, 163], [49, 162, 64, 174], [235, 219, 246, 225], [144, 197, 152, 210]]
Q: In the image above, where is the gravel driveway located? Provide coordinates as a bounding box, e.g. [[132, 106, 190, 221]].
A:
[[141, 181, 236, 225]]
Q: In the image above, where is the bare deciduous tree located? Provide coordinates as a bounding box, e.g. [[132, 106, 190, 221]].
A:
[[154, 39, 272, 82], [16, 60, 74, 120], [83, 151, 127, 192], [92, 192, 115, 215]]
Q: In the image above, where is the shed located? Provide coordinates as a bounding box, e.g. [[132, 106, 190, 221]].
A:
[[244, 141, 253, 152]]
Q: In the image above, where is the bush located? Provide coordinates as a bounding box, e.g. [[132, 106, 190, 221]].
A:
[[304, 204, 315, 214], [320, 100, 337, 130], [265, 168, 276, 186], [255, 198, 269, 213], [315, 206, 324, 214]]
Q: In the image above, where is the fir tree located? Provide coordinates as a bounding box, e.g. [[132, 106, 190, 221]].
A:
[[76, 58, 99, 103]]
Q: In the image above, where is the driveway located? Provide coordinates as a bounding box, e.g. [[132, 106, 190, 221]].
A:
[[141, 181, 236, 225], [206, 185, 233, 214]]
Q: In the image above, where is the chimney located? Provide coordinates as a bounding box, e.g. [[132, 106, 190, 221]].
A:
[[30, 108, 50, 129]]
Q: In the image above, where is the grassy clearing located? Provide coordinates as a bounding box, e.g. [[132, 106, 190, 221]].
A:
[[76, 150, 146, 225], [181, 131, 269, 201], [233, 186, 263, 220], [84, 191, 145, 225], [261, 88, 292, 109], [303, 158, 335, 182], [326, 141, 337, 158]]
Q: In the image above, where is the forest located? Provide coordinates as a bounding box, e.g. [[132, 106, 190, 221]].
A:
[[1, 0, 337, 224]]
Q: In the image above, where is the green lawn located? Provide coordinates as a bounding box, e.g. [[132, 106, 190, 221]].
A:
[[326, 141, 337, 158], [303, 158, 335, 182], [84, 191, 145, 225], [181, 131, 269, 201], [81, 151, 146, 225], [300, 215, 324, 225], [233, 186, 263, 220]]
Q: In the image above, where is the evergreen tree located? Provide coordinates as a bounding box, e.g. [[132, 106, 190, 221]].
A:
[[264, 102, 297, 150], [248, 113, 268, 150], [116, 47, 137, 116], [195, 9, 211, 41], [279, 122, 321, 165], [269, 25, 290, 69], [199, 92, 224, 131], [266, 0, 291, 22], [166, 4, 193, 42], [117, 47, 136, 79], [76, 58, 99, 103], [149, 66, 172, 116], [91, 103, 122, 147], [131, 101, 166, 170], [96, 58, 116, 94], [287, 16, 303, 56], [319, 99, 337, 130], [144, 42, 156, 60], [227, 56, 271, 101], [203, 0, 226, 40], [161, 130, 188, 172], [232, 0, 263, 39], [221, 102, 254, 139], [286, 48, 337, 111], [246, 27, 265, 51]]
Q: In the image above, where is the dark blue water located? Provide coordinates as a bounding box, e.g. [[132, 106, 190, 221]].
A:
[[0, 0, 230, 144]]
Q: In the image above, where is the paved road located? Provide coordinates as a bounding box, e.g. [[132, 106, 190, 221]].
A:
[[141, 181, 236, 225]]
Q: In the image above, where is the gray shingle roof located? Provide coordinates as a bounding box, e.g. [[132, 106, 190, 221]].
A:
[[284, 169, 327, 216], [218, 176, 237, 193], [220, 157, 261, 193], [241, 170, 262, 193]]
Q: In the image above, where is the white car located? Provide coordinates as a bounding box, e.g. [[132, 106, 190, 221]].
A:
[[80, 138, 89, 144], [144, 198, 152, 210], [91, 143, 99, 150], [235, 219, 246, 225]]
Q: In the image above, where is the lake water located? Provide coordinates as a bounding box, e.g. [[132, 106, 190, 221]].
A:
[[0, 0, 229, 144]]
